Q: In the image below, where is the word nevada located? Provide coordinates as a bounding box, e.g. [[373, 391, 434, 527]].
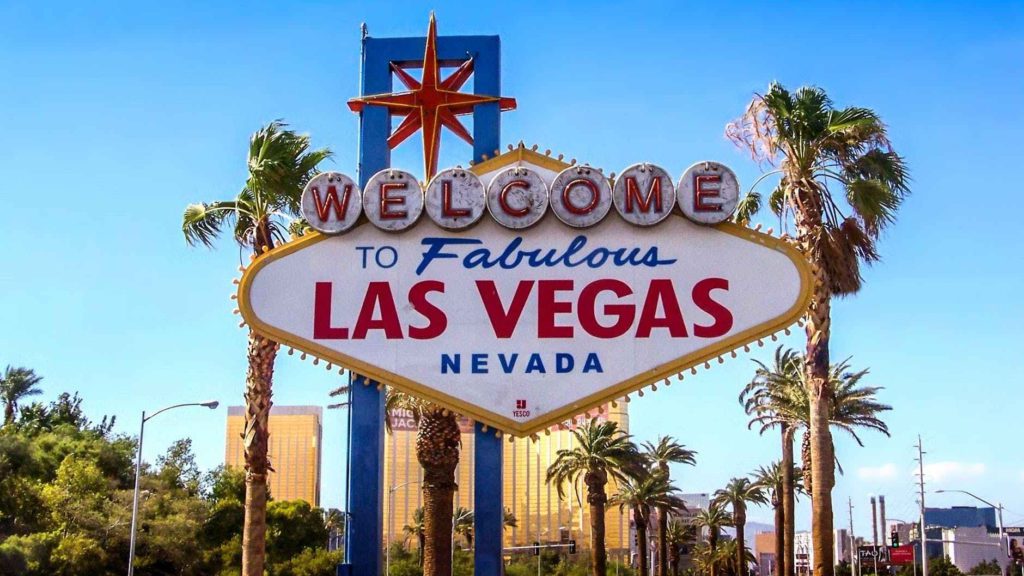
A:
[[300, 160, 741, 234]]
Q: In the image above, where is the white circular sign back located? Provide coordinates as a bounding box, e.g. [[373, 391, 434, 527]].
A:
[[550, 166, 613, 228], [425, 168, 486, 230], [612, 163, 676, 226], [677, 161, 740, 225], [301, 172, 361, 234], [486, 166, 549, 229], [363, 169, 423, 232]]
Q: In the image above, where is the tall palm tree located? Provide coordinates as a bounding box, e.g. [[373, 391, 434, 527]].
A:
[[611, 470, 687, 576], [740, 347, 803, 576], [644, 437, 697, 576], [751, 463, 803, 576], [1, 366, 43, 426], [547, 418, 638, 576], [182, 120, 330, 576], [694, 503, 732, 576], [728, 82, 909, 576], [403, 507, 426, 566], [714, 477, 768, 576]]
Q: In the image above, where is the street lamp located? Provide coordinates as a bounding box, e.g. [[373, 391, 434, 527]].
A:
[[935, 489, 1005, 560], [387, 480, 422, 575], [127, 400, 219, 576]]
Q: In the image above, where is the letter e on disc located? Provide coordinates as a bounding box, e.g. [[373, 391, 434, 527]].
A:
[[301, 172, 361, 234], [677, 161, 740, 225], [363, 169, 424, 232]]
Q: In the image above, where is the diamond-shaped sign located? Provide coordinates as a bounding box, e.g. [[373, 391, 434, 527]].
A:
[[237, 150, 811, 436]]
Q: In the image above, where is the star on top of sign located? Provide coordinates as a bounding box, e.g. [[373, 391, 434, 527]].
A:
[[347, 14, 517, 179]]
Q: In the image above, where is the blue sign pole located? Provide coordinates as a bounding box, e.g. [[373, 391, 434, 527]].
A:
[[344, 29, 505, 575]]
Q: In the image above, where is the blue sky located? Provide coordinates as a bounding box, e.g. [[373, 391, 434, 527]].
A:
[[2, 1, 1022, 535]]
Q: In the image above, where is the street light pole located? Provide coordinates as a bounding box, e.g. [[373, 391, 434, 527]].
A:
[[935, 490, 1005, 565], [127, 400, 219, 576], [386, 480, 422, 575]]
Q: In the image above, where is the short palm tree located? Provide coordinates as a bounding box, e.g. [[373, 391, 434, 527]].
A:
[[644, 437, 697, 576], [714, 478, 768, 576], [665, 518, 694, 576], [403, 507, 426, 566], [1, 366, 44, 426], [728, 82, 909, 576], [740, 347, 803, 576], [182, 120, 330, 576], [611, 470, 687, 576], [693, 503, 732, 576], [547, 418, 638, 576], [454, 506, 474, 548], [751, 463, 803, 576], [716, 538, 757, 576]]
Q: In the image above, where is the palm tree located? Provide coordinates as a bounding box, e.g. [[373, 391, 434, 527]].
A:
[[403, 507, 426, 566], [504, 508, 518, 530], [611, 470, 687, 576], [740, 347, 803, 576], [454, 506, 474, 548], [717, 538, 757, 576], [547, 418, 638, 576], [666, 518, 694, 576], [694, 503, 732, 576], [728, 82, 909, 576], [1, 366, 43, 426], [714, 477, 768, 576], [182, 120, 330, 576], [644, 437, 697, 576], [752, 463, 803, 576]]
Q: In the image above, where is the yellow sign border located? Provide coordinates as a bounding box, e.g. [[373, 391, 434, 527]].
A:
[[237, 214, 812, 437]]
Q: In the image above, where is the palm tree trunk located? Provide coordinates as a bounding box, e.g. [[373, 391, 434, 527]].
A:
[[3, 402, 13, 426], [709, 529, 719, 576], [774, 501, 784, 576], [586, 471, 609, 576], [735, 508, 746, 576], [635, 507, 649, 576], [417, 409, 461, 576], [659, 505, 669, 576], [806, 261, 835, 576], [782, 426, 795, 576], [241, 332, 276, 576]]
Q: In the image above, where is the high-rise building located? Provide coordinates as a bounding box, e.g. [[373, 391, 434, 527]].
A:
[[383, 402, 631, 559], [225, 405, 323, 506]]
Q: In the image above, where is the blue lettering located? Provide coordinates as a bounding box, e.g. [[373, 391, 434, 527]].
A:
[[525, 353, 545, 374], [582, 353, 603, 373], [417, 238, 482, 275], [441, 353, 461, 374], [498, 353, 519, 374], [472, 353, 488, 374], [556, 353, 574, 373]]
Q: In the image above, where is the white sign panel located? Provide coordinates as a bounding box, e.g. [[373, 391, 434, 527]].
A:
[[239, 208, 810, 435]]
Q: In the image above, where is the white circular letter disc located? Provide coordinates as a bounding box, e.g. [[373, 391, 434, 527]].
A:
[[612, 163, 676, 226], [677, 161, 740, 225], [363, 169, 423, 232], [301, 172, 361, 234], [486, 167, 549, 229], [550, 166, 613, 228], [425, 168, 486, 230]]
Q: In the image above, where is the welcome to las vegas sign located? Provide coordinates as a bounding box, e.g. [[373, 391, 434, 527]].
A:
[[236, 146, 812, 436]]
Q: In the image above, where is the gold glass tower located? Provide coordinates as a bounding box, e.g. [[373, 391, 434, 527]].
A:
[[225, 405, 323, 506], [383, 403, 631, 557]]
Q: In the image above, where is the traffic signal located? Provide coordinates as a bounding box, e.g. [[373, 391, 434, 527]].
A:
[[891, 530, 900, 547], [569, 540, 577, 555], [533, 541, 540, 556]]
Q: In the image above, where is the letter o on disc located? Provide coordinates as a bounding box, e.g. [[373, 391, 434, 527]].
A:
[[612, 163, 676, 226], [486, 166, 549, 229], [424, 168, 486, 230], [677, 161, 740, 225], [363, 169, 423, 232], [301, 172, 361, 234], [550, 166, 613, 228]]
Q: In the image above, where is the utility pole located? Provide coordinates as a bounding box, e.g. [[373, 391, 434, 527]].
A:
[[849, 498, 858, 576], [916, 435, 929, 576]]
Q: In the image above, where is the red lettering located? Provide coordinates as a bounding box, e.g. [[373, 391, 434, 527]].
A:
[[694, 174, 722, 213], [692, 277, 733, 337], [562, 178, 600, 215], [537, 280, 574, 338], [624, 176, 663, 213], [313, 282, 348, 339], [578, 279, 635, 338], [636, 279, 687, 337], [441, 180, 470, 217], [380, 182, 408, 219], [499, 180, 531, 217], [352, 282, 403, 339], [408, 280, 447, 339], [312, 185, 353, 222], [476, 280, 534, 338]]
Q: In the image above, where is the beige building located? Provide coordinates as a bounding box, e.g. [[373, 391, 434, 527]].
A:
[[225, 405, 323, 506], [384, 402, 632, 559]]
